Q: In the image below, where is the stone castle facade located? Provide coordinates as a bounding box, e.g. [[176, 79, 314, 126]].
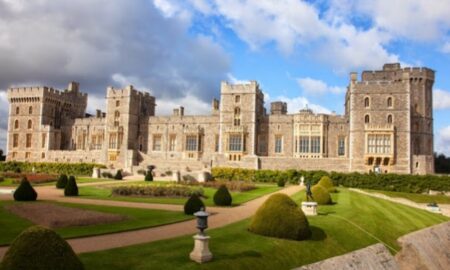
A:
[[6, 63, 435, 174]]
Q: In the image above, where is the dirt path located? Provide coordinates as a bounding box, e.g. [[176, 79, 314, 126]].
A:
[[0, 184, 303, 258], [349, 188, 450, 217]]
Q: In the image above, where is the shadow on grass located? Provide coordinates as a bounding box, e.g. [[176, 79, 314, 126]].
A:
[[309, 226, 327, 241]]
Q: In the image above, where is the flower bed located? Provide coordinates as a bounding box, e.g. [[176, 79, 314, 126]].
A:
[[183, 180, 256, 192], [11, 174, 58, 184], [111, 184, 204, 198]]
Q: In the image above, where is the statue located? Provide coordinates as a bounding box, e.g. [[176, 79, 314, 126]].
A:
[[306, 180, 314, 202]]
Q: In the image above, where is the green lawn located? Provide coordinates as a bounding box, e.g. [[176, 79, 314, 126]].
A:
[[79, 189, 448, 270], [0, 176, 111, 187], [0, 178, 16, 186], [78, 183, 280, 207], [0, 201, 192, 246], [364, 189, 450, 204]]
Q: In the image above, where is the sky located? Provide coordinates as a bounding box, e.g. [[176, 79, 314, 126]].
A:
[[0, 0, 449, 155]]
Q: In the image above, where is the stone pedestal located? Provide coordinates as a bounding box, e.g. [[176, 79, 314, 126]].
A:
[[299, 176, 305, 186], [190, 234, 213, 263], [172, 171, 181, 182], [301, 202, 318, 216], [92, 168, 100, 179]]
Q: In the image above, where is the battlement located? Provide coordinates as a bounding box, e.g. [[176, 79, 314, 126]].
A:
[[8, 83, 88, 102], [106, 85, 154, 100], [220, 80, 261, 94], [359, 63, 435, 82]]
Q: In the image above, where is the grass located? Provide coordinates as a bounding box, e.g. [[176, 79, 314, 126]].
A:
[[0, 201, 192, 246], [364, 189, 450, 204], [0, 176, 111, 187], [78, 183, 280, 207], [79, 188, 448, 270]]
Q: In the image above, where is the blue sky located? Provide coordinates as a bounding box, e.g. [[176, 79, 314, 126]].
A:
[[0, 0, 449, 154]]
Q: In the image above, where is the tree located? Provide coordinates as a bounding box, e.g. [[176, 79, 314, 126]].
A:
[[0, 149, 5, 161]]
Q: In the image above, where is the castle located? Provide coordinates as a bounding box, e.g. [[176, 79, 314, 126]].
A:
[[6, 63, 435, 175]]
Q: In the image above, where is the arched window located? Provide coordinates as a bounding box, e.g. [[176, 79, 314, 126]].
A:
[[364, 97, 370, 108], [234, 107, 241, 126], [114, 111, 120, 118], [387, 97, 393, 108], [387, 114, 393, 124], [235, 95, 240, 103], [14, 120, 19, 129], [29, 106, 33, 114], [16, 107, 20, 115], [364, 114, 370, 123], [27, 119, 32, 129]]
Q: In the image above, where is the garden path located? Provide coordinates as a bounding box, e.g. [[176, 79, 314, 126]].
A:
[[0, 184, 303, 258]]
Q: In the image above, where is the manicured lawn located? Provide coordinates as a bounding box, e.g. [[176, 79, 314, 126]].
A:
[[78, 183, 280, 207], [0, 201, 192, 246], [364, 189, 450, 204], [0, 178, 15, 186], [79, 189, 448, 270]]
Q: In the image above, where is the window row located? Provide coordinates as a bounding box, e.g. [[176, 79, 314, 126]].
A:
[[367, 134, 391, 154], [294, 136, 321, 154], [13, 119, 34, 129], [364, 97, 393, 108], [15, 106, 34, 115], [364, 114, 393, 124]]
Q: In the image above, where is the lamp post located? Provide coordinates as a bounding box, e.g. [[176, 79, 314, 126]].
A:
[[190, 208, 213, 263]]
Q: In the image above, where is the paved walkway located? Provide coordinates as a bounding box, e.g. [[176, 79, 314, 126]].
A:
[[350, 188, 450, 217], [0, 182, 303, 258]]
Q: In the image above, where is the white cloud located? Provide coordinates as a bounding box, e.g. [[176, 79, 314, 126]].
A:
[[227, 73, 251, 85], [441, 42, 450, 54], [0, 90, 9, 152], [433, 89, 450, 110], [265, 93, 331, 115], [436, 126, 450, 155], [297, 77, 345, 96], [156, 93, 212, 116]]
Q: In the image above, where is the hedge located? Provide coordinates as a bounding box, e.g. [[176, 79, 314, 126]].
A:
[[0, 161, 105, 176], [211, 167, 450, 193]]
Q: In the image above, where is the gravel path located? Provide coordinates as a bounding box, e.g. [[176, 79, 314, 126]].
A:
[[0, 183, 303, 258]]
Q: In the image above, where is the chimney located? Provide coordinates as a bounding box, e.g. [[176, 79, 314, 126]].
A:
[[270, 102, 287, 115], [173, 106, 184, 116], [96, 110, 101, 118], [68, 82, 79, 92]]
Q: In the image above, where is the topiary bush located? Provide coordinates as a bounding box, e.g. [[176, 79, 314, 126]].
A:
[[0, 176, 4, 182], [213, 185, 232, 206], [249, 193, 311, 240], [0, 225, 84, 270], [277, 178, 285, 187], [184, 194, 205, 215], [13, 177, 38, 201], [114, 170, 123, 180], [64, 176, 79, 196], [56, 174, 68, 189], [145, 171, 153, 181], [318, 176, 336, 193], [311, 184, 332, 205]]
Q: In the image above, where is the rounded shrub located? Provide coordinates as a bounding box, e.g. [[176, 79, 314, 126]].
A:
[[277, 178, 285, 187], [64, 176, 79, 196], [145, 171, 153, 181], [213, 185, 232, 206], [56, 174, 68, 189], [318, 176, 336, 192], [249, 193, 311, 240], [13, 177, 37, 201], [311, 184, 332, 205], [0, 226, 84, 270], [114, 170, 123, 180], [184, 194, 205, 215]]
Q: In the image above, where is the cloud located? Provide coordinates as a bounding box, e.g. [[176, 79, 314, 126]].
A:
[[433, 89, 450, 110], [297, 77, 345, 96], [227, 73, 251, 85], [441, 42, 450, 54], [0, 91, 9, 152], [436, 126, 450, 155], [265, 93, 331, 115]]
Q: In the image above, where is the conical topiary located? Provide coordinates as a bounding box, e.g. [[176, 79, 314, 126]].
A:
[[184, 194, 205, 215], [318, 176, 336, 193], [56, 174, 68, 189], [114, 170, 123, 180], [213, 185, 232, 206], [249, 193, 311, 240], [311, 184, 332, 205], [0, 226, 84, 270], [64, 176, 79, 196], [13, 177, 37, 201]]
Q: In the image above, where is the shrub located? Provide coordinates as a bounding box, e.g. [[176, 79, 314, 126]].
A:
[[112, 184, 204, 198], [184, 194, 205, 215], [0, 161, 105, 176], [114, 170, 123, 180], [249, 193, 311, 240], [311, 184, 332, 205], [0, 176, 4, 182], [197, 180, 256, 192], [137, 169, 147, 175], [64, 176, 79, 196], [56, 174, 68, 189], [277, 178, 286, 187], [0, 226, 84, 270], [318, 176, 336, 193], [213, 185, 232, 206], [13, 177, 38, 201], [101, 172, 113, 179], [145, 171, 153, 181]]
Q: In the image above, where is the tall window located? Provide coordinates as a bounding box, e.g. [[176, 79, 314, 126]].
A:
[[29, 106, 33, 114], [152, 135, 162, 151], [16, 107, 20, 115], [338, 137, 345, 156], [13, 134, 19, 148], [258, 135, 267, 153], [42, 133, 46, 148], [114, 111, 120, 127], [27, 120, 32, 129], [215, 135, 219, 152], [387, 97, 393, 108], [299, 136, 309, 153], [14, 120, 19, 129], [275, 136, 283, 153], [367, 134, 391, 154], [169, 135, 176, 151], [235, 95, 240, 103], [311, 136, 321, 153], [387, 114, 393, 124], [116, 100, 120, 107], [234, 107, 241, 126], [364, 97, 370, 108], [109, 134, 117, 149], [26, 134, 32, 148], [229, 135, 242, 152], [185, 135, 198, 151], [365, 114, 370, 123]]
